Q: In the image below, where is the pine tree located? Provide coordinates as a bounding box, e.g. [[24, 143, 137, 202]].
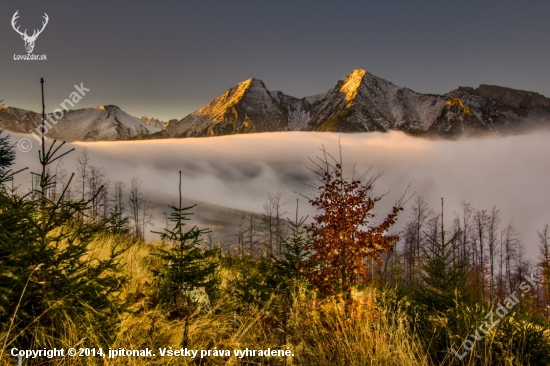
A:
[[151, 171, 218, 347], [0, 102, 14, 179], [229, 256, 278, 309], [415, 198, 470, 310], [272, 199, 312, 347], [538, 224, 550, 318], [0, 79, 126, 350], [411, 199, 474, 364], [0, 131, 16, 184], [273, 199, 311, 283], [108, 181, 129, 235], [0, 104, 24, 184]]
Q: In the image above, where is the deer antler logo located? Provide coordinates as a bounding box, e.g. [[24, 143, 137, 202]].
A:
[[11, 11, 49, 54]]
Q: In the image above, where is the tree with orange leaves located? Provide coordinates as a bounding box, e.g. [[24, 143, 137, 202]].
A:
[[303, 142, 405, 300]]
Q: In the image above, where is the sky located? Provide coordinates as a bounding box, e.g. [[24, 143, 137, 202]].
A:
[[2, 1, 550, 121]]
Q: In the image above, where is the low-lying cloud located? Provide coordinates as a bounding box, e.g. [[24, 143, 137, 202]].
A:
[[10, 130, 550, 260]]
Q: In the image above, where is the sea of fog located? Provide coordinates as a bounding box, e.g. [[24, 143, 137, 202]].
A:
[[8, 130, 550, 261]]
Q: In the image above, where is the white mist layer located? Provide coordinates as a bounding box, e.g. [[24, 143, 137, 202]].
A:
[[10, 130, 550, 261]]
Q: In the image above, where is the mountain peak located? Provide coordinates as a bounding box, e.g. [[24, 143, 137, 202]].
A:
[[346, 68, 367, 78], [245, 77, 264, 83], [221, 78, 268, 104], [340, 69, 367, 106], [94, 105, 121, 112], [141, 115, 168, 129], [455, 84, 550, 109], [0, 104, 159, 142], [241, 78, 268, 92], [193, 77, 270, 122], [149, 69, 550, 139]]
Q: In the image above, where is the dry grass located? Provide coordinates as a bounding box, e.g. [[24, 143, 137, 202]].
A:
[[1, 233, 543, 365]]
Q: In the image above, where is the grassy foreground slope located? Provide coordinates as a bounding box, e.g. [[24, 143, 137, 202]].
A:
[[1, 232, 428, 366], [4, 231, 549, 365]]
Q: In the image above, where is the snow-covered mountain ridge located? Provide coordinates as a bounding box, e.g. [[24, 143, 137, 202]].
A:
[[2, 69, 550, 141], [0, 105, 160, 141], [153, 69, 550, 139]]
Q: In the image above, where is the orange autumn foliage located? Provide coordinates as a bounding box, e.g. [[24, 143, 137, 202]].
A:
[[303, 144, 404, 297]]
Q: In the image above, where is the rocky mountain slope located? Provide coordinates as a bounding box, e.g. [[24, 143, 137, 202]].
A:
[[3, 70, 549, 141], [140, 116, 168, 129], [152, 69, 550, 139], [0, 105, 160, 141]]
